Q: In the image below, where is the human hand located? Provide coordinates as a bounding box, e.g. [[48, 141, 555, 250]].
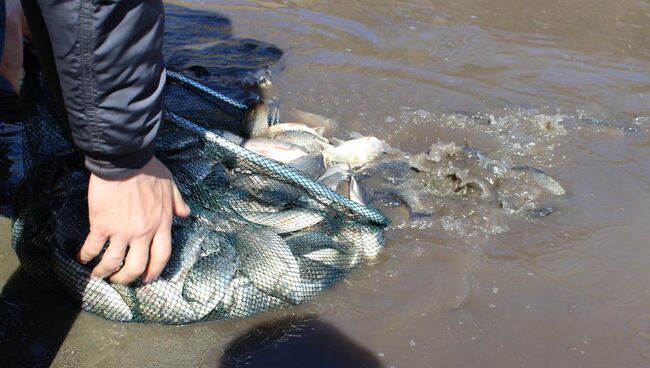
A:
[[78, 157, 190, 284]]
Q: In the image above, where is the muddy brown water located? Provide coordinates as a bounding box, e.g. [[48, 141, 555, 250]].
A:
[[2, 0, 650, 366]]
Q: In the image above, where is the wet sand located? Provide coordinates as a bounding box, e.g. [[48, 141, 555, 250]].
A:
[[2, 0, 650, 366]]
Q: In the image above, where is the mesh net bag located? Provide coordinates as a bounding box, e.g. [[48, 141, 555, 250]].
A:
[[11, 51, 389, 324]]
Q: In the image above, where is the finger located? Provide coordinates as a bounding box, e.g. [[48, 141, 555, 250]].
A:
[[91, 238, 128, 279], [142, 225, 172, 284], [78, 231, 108, 264], [171, 180, 190, 217], [110, 235, 151, 285]]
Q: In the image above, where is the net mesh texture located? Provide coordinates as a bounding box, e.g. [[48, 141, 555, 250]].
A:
[[10, 52, 388, 324]]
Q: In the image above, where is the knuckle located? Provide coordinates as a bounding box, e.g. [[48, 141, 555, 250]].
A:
[[123, 268, 143, 281], [131, 260, 148, 275], [104, 253, 124, 263]]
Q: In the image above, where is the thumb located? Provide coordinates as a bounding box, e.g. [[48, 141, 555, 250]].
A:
[[171, 180, 190, 217]]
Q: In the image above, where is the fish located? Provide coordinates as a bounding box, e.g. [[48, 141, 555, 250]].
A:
[[243, 100, 270, 137], [235, 228, 306, 303], [302, 248, 355, 270], [211, 276, 289, 319], [348, 175, 369, 205], [199, 230, 235, 257], [294, 257, 345, 286], [231, 174, 303, 208], [288, 153, 327, 179], [182, 243, 239, 319], [273, 130, 332, 153], [511, 166, 566, 196], [281, 110, 339, 136], [527, 207, 554, 217], [242, 138, 308, 163], [207, 129, 244, 145], [201, 162, 230, 191], [263, 123, 324, 138], [161, 224, 208, 284], [334, 222, 385, 262], [373, 187, 429, 214], [134, 279, 197, 324], [286, 231, 361, 269], [51, 248, 133, 322], [238, 209, 324, 234], [322, 136, 389, 168], [318, 164, 352, 190], [223, 189, 283, 214]]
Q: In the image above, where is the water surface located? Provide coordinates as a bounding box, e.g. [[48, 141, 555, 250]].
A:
[[2, 0, 650, 366]]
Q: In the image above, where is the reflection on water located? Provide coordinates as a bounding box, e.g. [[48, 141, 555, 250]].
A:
[[2, 0, 650, 367]]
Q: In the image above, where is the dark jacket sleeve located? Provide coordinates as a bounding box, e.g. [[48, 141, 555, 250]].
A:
[[23, 0, 165, 178]]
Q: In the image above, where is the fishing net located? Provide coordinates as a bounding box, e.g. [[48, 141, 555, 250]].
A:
[[11, 51, 388, 324]]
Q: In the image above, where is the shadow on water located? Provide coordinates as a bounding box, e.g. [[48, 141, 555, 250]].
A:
[[219, 315, 384, 368], [0, 268, 81, 368]]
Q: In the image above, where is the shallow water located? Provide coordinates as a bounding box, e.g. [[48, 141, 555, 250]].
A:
[[2, 0, 650, 366]]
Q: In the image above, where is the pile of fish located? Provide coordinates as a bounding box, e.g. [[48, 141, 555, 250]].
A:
[[235, 69, 566, 231], [12, 95, 389, 324]]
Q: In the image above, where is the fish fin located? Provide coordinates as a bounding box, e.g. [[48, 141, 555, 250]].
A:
[[288, 153, 326, 179], [319, 170, 350, 190], [349, 175, 370, 205]]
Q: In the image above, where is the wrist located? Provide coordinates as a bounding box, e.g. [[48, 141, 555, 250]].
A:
[[84, 144, 156, 179]]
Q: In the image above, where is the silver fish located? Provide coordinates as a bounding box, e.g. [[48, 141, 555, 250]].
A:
[[286, 232, 360, 269], [231, 174, 302, 208], [286, 231, 351, 255], [302, 248, 354, 270], [207, 129, 244, 145], [274, 130, 332, 153], [162, 224, 208, 284], [288, 153, 327, 179], [200, 231, 236, 257], [235, 228, 304, 303], [373, 187, 429, 214], [51, 248, 133, 322], [238, 209, 324, 234], [134, 279, 197, 324], [182, 243, 239, 319], [334, 222, 385, 262], [243, 100, 270, 137], [294, 257, 345, 286], [511, 166, 566, 196], [280, 110, 339, 136], [243, 138, 308, 163], [263, 123, 324, 138], [322, 136, 389, 168], [348, 175, 368, 205], [214, 276, 289, 319], [201, 162, 230, 191], [318, 164, 351, 190]]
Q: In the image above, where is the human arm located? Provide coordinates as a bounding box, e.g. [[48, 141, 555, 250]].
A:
[[22, 0, 189, 284]]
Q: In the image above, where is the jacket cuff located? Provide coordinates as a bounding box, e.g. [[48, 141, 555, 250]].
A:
[[84, 143, 156, 179]]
